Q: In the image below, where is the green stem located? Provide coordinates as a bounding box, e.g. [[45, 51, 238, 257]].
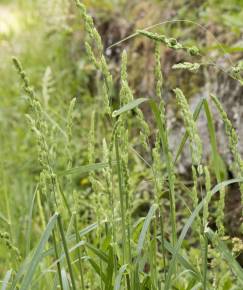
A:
[[57, 215, 77, 290], [52, 230, 64, 290], [149, 100, 177, 245], [202, 235, 208, 290], [115, 134, 126, 264], [158, 207, 166, 282], [74, 213, 85, 289]]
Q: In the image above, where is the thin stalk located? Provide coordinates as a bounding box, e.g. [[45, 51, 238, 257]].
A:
[[115, 134, 126, 264], [152, 163, 166, 283], [57, 215, 77, 290], [115, 133, 131, 289], [107, 162, 118, 276], [149, 100, 177, 245], [52, 230, 64, 290], [152, 217, 159, 290], [74, 213, 85, 289], [158, 207, 166, 282], [199, 170, 208, 290], [202, 235, 208, 290]]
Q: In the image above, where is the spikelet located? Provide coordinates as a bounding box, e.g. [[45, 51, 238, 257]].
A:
[[154, 41, 166, 127], [0, 232, 21, 263], [154, 42, 177, 244], [154, 41, 163, 99], [88, 111, 95, 165], [12, 57, 35, 101], [192, 165, 202, 234], [192, 166, 199, 208], [67, 98, 76, 142], [232, 237, 243, 254], [75, 1, 102, 52], [75, 0, 112, 114], [174, 88, 202, 166], [102, 139, 112, 211], [153, 42, 165, 200], [119, 51, 133, 106], [37, 189, 46, 230], [13, 57, 59, 214], [137, 30, 200, 56], [211, 94, 243, 226], [42, 66, 54, 108], [119, 50, 149, 149], [66, 98, 76, 167], [203, 166, 211, 228], [172, 62, 201, 72], [211, 94, 243, 174], [152, 130, 164, 201], [13, 57, 49, 168], [88, 112, 104, 199], [216, 190, 226, 236], [85, 42, 99, 69]]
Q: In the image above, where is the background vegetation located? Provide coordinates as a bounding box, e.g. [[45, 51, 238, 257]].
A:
[[0, 0, 243, 289]]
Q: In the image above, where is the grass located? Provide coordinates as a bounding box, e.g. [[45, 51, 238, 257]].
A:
[[1, 1, 243, 289]]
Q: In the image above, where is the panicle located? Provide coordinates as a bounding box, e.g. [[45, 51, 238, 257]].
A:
[[172, 62, 201, 72], [174, 88, 202, 166], [137, 30, 200, 56]]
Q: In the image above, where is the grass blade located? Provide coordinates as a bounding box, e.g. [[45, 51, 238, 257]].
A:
[[149, 99, 177, 245], [85, 242, 109, 263], [164, 178, 243, 290], [206, 228, 243, 284], [174, 98, 204, 164], [57, 215, 76, 290], [61, 269, 71, 290], [114, 264, 128, 290], [58, 162, 111, 176], [112, 98, 148, 117], [19, 213, 58, 290], [88, 258, 106, 282], [163, 240, 202, 281], [26, 185, 38, 255], [137, 204, 157, 256], [1, 269, 12, 290]]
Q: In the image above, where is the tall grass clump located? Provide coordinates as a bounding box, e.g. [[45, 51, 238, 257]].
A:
[[1, 2, 243, 290]]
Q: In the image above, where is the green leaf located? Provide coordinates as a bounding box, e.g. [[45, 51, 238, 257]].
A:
[[88, 258, 106, 282], [164, 178, 243, 290], [1, 269, 12, 290], [85, 242, 109, 263], [174, 98, 204, 164], [104, 245, 114, 290], [42, 222, 98, 258], [26, 185, 38, 255], [163, 240, 202, 281], [58, 162, 112, 176], [137, 203, 157, 256], [49, 240, 86, 270], [19, 213, 58, 290], [203, 99, 222, 182], [61, 269, 71, 290], [206, 228, 243, 284], [112, 98, 148, 117], [114, 264, 128, 290]]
